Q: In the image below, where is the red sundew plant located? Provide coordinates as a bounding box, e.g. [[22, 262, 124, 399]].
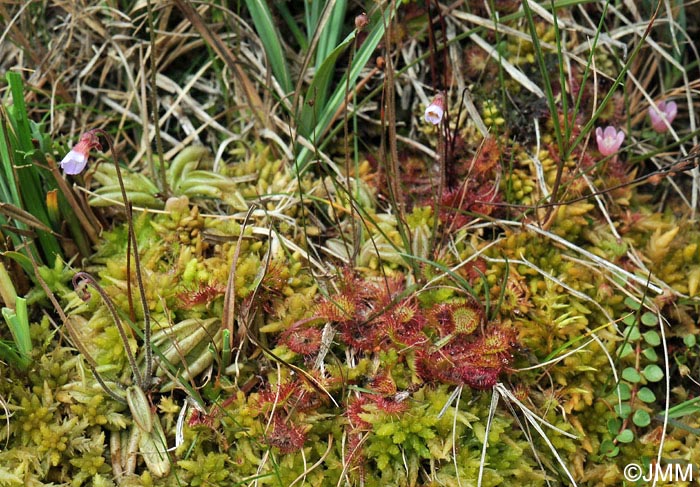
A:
[[301, 270, 519, 392], [256, 381, 298, 409], [437, 137, 503, 228], [264, 414, 308, 454], [278, 325, 323, 355], [176, 283, 225, 309]]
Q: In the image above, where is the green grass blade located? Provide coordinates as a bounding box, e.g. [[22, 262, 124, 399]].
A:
[[298, 30, 355, 136], [4, 73, 63, 266], [274, 2, 308, 51], [294, 4, 397, 174], [244, 0, 293, 94], [1, 296, 31, 369]]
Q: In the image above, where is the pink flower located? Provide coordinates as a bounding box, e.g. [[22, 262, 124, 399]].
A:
[[60, 131, 102, 174], [424, 93, 445, 125], [648, 100, 677, 133], [595, 126, 625, 156]]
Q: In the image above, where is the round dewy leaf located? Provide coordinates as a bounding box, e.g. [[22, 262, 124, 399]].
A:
[[684, 334, 697, 347], [607, 418, 622, 434], [617, 342, 634, 358], [624, 325, 641, 341], [599, 439, 619, 457]]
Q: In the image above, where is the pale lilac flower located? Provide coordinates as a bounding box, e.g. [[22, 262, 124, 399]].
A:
[[60, 131, 102, 174], [648, 100, 677, 133], [595, 126, 625, 156], [424, 93, 445, 125]]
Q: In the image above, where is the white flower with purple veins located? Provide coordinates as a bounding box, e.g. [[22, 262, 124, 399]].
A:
[[648, 100, 677, 133], [60, 131, 102, 174], [424, 93, 445, 125], [595, 126, 625, 156]]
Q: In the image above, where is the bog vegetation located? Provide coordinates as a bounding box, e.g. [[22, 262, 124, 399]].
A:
[[1, 1, 699, 486]]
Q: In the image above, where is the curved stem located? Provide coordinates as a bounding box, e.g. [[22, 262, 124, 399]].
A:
[[89, 129, 153, 388], [73, 271, 143, 388]]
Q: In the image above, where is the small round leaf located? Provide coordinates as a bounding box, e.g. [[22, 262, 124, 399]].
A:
[[616, 429, 634, 443], [633, 410, 651, 427], [599, 439, 619, 457], [637, 387, 656, 403], [622, 367, 642, 383], [616, 383, 631, 401], [684, 334, 696, 347], [641, 312, 658, 326], [643, 331, 660, 346], [618, 343, 634, 358], [607, 418, 622, 434], [643, 348, 658, 361], [615, 403, 632, 419], [642, 364, 664, 382], [624, 326, 641, 341]]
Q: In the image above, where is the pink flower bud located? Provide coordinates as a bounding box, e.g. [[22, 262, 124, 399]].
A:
[[424, 93, 445, 125], [595, 126, 625, 156], [355, 12, 369, 31], [648, 100, 677, 133], [60, 131, 102, 174]]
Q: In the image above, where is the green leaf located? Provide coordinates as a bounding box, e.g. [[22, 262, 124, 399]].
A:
[[617, 342, 634, 358], [599, 439, 619, 457], [642, 348, 658, 361], [637, 387, 656, 403], [298, 30, 355, 135], [641, 311, 658, 326], [616, 429, 634, 443], [642, 364, 664, 382], [614, 403, 632, 419], [667, 396, 700, 419], [624, 296, 641, 311], [294, 4, 397, 173], [607, 418, 622, 434], [622, 367, 641, 383], [622, 313, 636, 326], [624, 325, 641, 341], [643, 330, 660, 346], [245, 0, 292, 94], [632, 409, 651, 427], [683, 334, 696, 347], [616, 382, 631, 401]]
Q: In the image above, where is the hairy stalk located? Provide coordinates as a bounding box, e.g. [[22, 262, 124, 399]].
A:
[[72, 271, 143, 388], [91, 129, 153, 388], [146, 0, 169, 195], [342, 20, 361, 265]]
